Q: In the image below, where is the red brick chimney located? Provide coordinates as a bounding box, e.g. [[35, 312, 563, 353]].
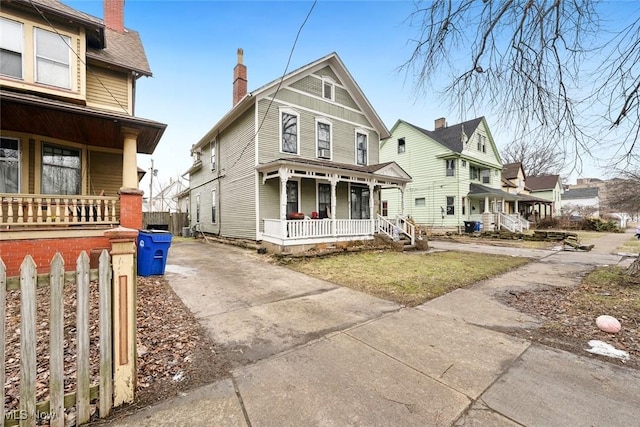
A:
[[435, 117, 447, 130], [104, 0, 125, 33], [233, 48, 247, 106]]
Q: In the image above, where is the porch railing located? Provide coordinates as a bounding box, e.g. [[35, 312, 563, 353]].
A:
[[0, 194, 119, 228], [496, 212, 529, 232], [376, 215, 415, 245], [263, 218, 373, 240]]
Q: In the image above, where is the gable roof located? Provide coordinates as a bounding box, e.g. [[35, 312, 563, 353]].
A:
[[563, 187, 599, 200], [502, 162, 524, 180], [402, 117, 484, 154], [526, 175, 561, 191], [194, 52, 389, 150], [9, 0, 151, 76]]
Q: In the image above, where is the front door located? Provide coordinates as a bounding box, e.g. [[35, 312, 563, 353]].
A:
[[350, 185, 370, 219], [286, 180, 299, 218]]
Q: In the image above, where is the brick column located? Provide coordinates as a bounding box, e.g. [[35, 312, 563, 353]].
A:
[[119, 189, 143, 230], [104, 227, 138, 407]]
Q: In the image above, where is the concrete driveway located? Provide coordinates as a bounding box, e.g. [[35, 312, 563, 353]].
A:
[[164, 240, 400, 366]]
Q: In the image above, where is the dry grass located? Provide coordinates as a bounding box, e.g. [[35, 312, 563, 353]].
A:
[[285, 251, 530, 306], [618, 235, 640, 253]]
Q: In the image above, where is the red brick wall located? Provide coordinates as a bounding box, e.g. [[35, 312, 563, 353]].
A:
[[0, 236, 110, 277], [119, 192, 142, 230]]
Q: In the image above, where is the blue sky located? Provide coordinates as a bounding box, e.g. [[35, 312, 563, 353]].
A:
[[63, 0, 635, 191]]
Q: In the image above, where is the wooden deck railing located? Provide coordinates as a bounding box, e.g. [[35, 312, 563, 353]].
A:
[[0, 194, 119, 228]]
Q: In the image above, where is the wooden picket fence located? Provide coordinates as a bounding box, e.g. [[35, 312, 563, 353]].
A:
[[1, 251, 113, 427]]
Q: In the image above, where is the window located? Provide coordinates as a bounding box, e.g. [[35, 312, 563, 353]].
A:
[[286, 180, 299, 217], [35, 28, 71, 89], [470, 166, 479, 181], [211, 189, 216, 223], [446, 196, 455, 215], [318, 183, 330, 218], [356, 131, 367, 166], [322, 78, 334, 101], [317, 120, 331, 159], [476, 134, 486, 153], [350, 185, 370, 219], [42, 144, 80, 195], [381, 200, 388, 217], [0, 137, 20, 193], [481, 169, 490, 184], [397, 138, 406, 154], [462, 197, 466, 215], [210, 140, 216, 171], [1, 18, 23, 79], [461, 160, 467, 167], [281, 110, 298, 154], [196, 194, 200, 222], [446, 159, 455, 177], [415, 197, 426, 207]]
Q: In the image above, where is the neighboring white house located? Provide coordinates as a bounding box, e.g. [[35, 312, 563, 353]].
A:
[[143, 177, 188, 213], [561, 187, 600, 218]]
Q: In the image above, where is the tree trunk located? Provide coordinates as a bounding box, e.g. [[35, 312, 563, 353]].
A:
[[626, 255, 640, 281]]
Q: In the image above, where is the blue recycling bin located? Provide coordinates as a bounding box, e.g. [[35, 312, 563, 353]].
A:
[[137, 230, 172, 276]]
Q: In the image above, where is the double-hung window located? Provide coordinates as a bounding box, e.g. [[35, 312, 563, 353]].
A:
[[42, 143, 80, 195], [210, 140, 216, 171], [481, 169, 490, 184], [397, 138, 406, 154], [356, 131, 367, 166], [0, 18, 23, 79], [281, 110, 298, 154], [0, 137, 20, 193], [195, 194, 200, 223], [322, 78, 334, 101], [446, 159, 455, 177], [318, 183, 330, 218], [35, 27, 71, 89], [317, 120, 331, 159], [211, 189, 216, 224], [446, 196, 455, 215]]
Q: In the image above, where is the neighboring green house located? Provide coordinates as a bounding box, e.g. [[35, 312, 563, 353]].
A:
[[185, 50, 412, 252], [525, 175, 564, 218], [380, 117, 528, 232]]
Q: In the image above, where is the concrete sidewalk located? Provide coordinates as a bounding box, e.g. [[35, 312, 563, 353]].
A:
[[106, 231, 640, 426]]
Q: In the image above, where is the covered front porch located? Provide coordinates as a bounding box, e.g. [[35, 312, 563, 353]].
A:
[[257, 158, 412, 250], [467, 183, 532, 232]]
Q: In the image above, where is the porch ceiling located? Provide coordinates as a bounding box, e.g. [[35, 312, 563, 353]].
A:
[[0, 89, 166, 154], [257, 157, 411, 185]]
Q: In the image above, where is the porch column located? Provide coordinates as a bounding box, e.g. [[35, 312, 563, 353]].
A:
[[330, 175, 338, 237], [368, 182, 375, 234], [515, 199, 519, 214], [400, 184, 406, 216], [121, 128, 139, 189], [484, 196, 490, 213], [278, 167, 290, 238], [501, 198, 505, 213]]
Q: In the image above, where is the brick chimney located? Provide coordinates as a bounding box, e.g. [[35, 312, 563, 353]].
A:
[[104, 0, 125, 32], [233, 48, 247, 106], [435, 117, 447, 130]]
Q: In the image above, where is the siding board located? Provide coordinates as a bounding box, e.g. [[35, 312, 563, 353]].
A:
[[86, 68, 129, 113]]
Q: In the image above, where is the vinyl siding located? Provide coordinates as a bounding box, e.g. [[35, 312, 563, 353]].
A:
[[460, 121, 502, 176], [257, 95, 378, 165], [315, 66, 342, 84], [88, 150, 122, 217], [380, 122, 464, 227], [190, 108, 256, 239], [86, 67, 130, 113]]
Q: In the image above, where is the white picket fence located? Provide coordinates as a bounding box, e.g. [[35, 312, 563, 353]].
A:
[[1, 251, 114, 427]]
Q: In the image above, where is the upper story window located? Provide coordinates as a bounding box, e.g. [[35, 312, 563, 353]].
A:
[[476, 134, 486, 153], [42, 143, 80, 195], [356, 131, 368, 166], [397, 138, 406, 154], [316, 119, 331, 159], [1, 18, 23, 79], [322, 77, 334, 101], [446, 159, 455, 177], [195, 194, 200, 223], [35, 27, 71, 89], [210, 140, 216, 171], [280, 108, 299, 154], [211, 189, 216, 224], [0, 137, 20, 193], [481, 169, 490, 184]]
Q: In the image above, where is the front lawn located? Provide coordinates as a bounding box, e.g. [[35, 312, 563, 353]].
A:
[[285, 251, 530, 306]]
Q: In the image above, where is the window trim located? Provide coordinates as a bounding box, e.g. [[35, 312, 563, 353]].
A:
[[0, 17, 24, 80], [481, 169, 491, 184], [0, 136, 21, 193], [446, 196, 455, 216], [286, 178, 301, 217], [195, 194, 201, 223], [279, 107, 300, 155], [315, 117, 332, 160], [397, 137, 406, 154], [445, 159, 455, 177], [211, 188, 216, 224], [321, 77, 335, 101], [41, 142, 81, 195], [34, 26, 72, 89], [415, 197, 426, 207], [381, 200, 388, 217], [317, 182, 331, 218], [210, 140, 216, 172], [355, 129, 368, 166], [349, 183, 370, 220]]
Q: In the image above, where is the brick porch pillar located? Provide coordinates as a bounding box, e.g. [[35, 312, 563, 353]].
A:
[[119, 189, 144, 230]]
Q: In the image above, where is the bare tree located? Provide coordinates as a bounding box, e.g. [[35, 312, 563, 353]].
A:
[[605, 171, 640, 217], [502, 139, 565, 176], [401, 0, 640, 173]]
